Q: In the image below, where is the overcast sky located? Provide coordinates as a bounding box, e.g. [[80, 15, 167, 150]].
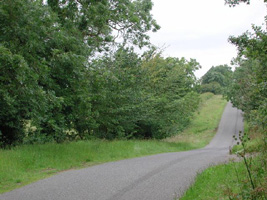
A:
[[148, 0, 266, 78]]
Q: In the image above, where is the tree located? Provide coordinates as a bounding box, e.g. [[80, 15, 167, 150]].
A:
[[199, 65, 233, 94], [0, 0, 203, 145], [85, 48, 201, 139], [140, 55, 201, 138], [0, 0, 160, 146], [0, 0, 59, 145], [0, 46, 47, 146], [86, 47, 146, 139], [46, 0, 160, 51], [226, 26, 267, 130]]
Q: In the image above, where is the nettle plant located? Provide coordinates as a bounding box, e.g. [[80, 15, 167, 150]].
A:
[[225, 131, 266, 200]]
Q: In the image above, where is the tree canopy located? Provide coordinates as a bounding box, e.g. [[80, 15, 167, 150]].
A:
[[226, 26, 267, 131], [199, 65, 233, 94], [225, 0, 267, 134], [46, 0, 160, 50], [0, 0, 200, 147]]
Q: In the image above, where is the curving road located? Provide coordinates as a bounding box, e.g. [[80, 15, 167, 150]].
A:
[[0, 102, 243, 200]]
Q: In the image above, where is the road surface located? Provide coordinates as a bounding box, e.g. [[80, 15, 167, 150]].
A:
[[0, 102, 243, 200]]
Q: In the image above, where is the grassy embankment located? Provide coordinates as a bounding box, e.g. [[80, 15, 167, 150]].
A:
[[0, 93, 227, 194], [164, 93, 227, 147], [181, 121, 267, 200]]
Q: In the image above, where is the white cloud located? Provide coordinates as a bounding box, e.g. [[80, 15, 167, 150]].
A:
[[149, 0, 266, 78]]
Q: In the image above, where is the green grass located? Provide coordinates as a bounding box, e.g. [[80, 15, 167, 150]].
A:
[[180, 155, 267, 200], [180, 161, 244, 200], [180, 118, 267, 200], [0, 93, 227, 194], [0, 140, 195, 193], [165, 92, 227, 148]]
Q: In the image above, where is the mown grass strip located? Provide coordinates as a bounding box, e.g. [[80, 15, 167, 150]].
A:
[[0, 140, 194, 193], [165, 93, 227, 148], [0, 93, 227, 194]]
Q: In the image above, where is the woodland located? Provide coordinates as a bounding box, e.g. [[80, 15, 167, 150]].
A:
[[0, 0, 266, 148]]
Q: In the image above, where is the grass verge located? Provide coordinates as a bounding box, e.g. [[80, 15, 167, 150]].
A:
[[180, 154, 266, 200], [165, 93, 227, 148], [0, 140, 194, 193], [180, 160, 246, 200], [0, 93, 227, 194], [180, 122, 267, 200]]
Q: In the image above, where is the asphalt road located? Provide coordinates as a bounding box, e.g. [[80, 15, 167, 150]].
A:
[[0, 102, 243, 200]]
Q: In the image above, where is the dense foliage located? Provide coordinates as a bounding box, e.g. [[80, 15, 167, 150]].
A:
[[87, 50, 201, 139], [225, 26, 267, 132], [224, 1, 267, 199], [0, 0, 200, 147], [199, 65, 233, 94], [140, 54, 200, 138]]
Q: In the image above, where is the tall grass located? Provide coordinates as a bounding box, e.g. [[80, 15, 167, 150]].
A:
[[181, 150, 266, 200], [180, 161, 246, 200], [181, 123, 267, 200], [0, 93, 227, 193]]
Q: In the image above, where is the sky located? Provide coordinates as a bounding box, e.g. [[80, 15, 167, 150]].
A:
[[148, 0, 266, 78]]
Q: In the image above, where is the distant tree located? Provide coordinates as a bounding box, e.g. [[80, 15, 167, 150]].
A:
[[199, 82, 222, 95], [199, 65, 233, 94]]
